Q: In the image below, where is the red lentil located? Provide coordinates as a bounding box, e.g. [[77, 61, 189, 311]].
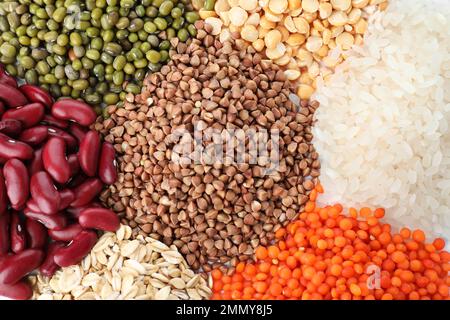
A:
[[211, 185, 449, 300]]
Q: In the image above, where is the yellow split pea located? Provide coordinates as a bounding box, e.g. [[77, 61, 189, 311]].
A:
[[204, 0, 388, 100]]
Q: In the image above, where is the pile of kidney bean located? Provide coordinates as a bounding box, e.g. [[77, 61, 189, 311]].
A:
[[0, 65, 119, 300]]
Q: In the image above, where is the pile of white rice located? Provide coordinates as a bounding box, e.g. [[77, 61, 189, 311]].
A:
[[313, 0, 450, 239]]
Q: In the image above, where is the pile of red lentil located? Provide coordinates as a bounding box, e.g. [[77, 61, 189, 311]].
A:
[[211, 184, 449, 300]]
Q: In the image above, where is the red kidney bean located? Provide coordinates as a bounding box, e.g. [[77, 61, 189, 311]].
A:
[[23, 209, 67, 230], [58, 189, 75, 211], [70, 178, 103, 207], [0, 66, 18, 88], [42, 137, 71, 184], [79, 208, 120, 232], [40, 114, 69, 129], [78, 130, 101, 177], [99, 142, 117, 185], [0, 72, 18, 88], [0, 101, 4, 116], [30, 171, 61, 215], [26, 199, 41, 212], [69, 122, 87, 143], [19, 84, 53, 108], [51, 99, 97, 127], [1, 103, 45, 128], [10, 214, 27, 254], [48, 223, 83, 242], [0, 83, 28, 108], [0, 119, 22, 136], [0, 212, 10, 256], [39, 241, 64, 277], [0, 170, 7, 216], [67, 154, 80, 177], [0, 80, 21, 97], [0, 132, 33, 160], [18, 125, 48, 145], [53, 231, 97, 267], [28, 147, 44, 176], [0, 281, 33, 300], [0, 249, 44, 284], [66, 202, 101, 219], [25, 218, 47, 249], [47, 126, 77, 150], [3, 159, 29, 210], [66, 174, 86, 189]]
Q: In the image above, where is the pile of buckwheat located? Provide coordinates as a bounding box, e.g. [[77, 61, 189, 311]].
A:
[[96, 20, 320, 271]]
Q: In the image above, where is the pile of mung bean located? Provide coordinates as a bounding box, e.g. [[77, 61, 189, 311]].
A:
[[0, 0, 199, 108]]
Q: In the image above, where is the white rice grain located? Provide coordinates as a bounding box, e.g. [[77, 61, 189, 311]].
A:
[[313, 0, 450, 240]]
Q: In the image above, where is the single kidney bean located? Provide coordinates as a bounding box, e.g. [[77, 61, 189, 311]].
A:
[[0, 249, 44, 284], [66, 202, 101, 219], [51, 99, 97, 127], [79, 208, 120, 232], [0, 72, 18, 88], [78, 130, 101, 177], [66, 174, 86, 189], [0, 119, 22, 136], [0, 281, 33, 300], [19, 84, 53, 109], [58, 189, 75, 211], [67, 154, 80, 177], [70, 178, 103, 207], [3, 159, 29, 210], [0, 66, 17, 88], [25, 218, 47, 249], [30, 171, 61, 215], [99, 142, 117, 185], [23, 209, 67, 230], [48, 223, 83, 242], [26, 199, 41, 212], [1, 103, 45, 128], [40, 114, 69, 129], [0, 212, 10, 256], [28, 147, 44, 176], [10, 214, 27, 254], [42, 137, 71, 184], [69, 123, 87, 144], [47, 126, 77, 151], [53, 231, 97, 267], [0, 63, 17, 88], [19, 125, 48, 145], [0, 132, 33, 160], [0, 84, 26, 108], [39, 241, 65, 277], [0, 170, 7, 216]]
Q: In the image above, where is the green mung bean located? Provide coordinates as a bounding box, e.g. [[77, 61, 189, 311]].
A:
[[0, 0, 197, 105]]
